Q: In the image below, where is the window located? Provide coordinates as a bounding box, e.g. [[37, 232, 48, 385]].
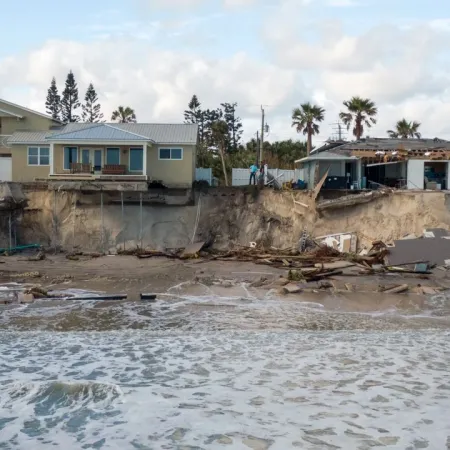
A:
[[106, 148, 120, 165], [94, 150, 102, 170], [28, 147, 50, 166], [64, 147, 78, 170], [159, 148, 183, 160], [129, 148, 143, 171], [82, 149, 90, 164]]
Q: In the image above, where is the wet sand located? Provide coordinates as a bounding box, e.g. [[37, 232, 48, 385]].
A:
[[1, 254, 449, 332], [1, 255, 450, 448]]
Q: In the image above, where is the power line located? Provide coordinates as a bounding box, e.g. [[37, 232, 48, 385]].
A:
[[329, 119, 348, 141]]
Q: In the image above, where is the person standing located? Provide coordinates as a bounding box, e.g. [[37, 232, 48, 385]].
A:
[[249, 163, 258, 185]]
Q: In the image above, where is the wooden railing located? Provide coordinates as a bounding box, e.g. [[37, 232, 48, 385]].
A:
[[102, 164, 126, 175], [71, 163, 92, 174]]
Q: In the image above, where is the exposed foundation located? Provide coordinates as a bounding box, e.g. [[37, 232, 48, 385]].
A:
[[12, 186, 450, 252]]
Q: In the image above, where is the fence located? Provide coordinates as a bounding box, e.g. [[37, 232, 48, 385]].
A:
[[195, 168, 212, 185], [232, 167, 304, 186]]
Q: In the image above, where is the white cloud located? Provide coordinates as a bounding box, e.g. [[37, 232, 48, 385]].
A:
[[0, 40, 297, 140], [327, 0, 359, 6], [223, 0, 257, 7], [141, 0, 258, 9], [1, 2, 450, 147]]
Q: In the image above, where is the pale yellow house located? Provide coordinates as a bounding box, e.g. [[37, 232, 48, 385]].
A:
[[7, 122, 199, 188], [0, 98, 60, 181]]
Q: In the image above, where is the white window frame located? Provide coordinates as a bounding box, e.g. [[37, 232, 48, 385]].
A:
[[27, 146, 50, 166], [129, 147, 144, 172], [158, 147, 183, 161]]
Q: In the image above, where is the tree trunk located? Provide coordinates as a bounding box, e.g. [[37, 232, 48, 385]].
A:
[[219, 145, 228, 186], [355, 118, 362, 140], [307, 131, 312, 156]]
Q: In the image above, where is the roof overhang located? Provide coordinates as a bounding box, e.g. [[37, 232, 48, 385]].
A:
[[0, 108, 23, 119], [47, 140, 150, 146], [295, 155, 358, 163]]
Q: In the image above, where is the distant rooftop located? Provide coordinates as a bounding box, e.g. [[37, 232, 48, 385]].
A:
[[312, 137, 450, 156]]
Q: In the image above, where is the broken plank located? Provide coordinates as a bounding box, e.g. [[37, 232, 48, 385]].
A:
[[314, 261, 355, 270], [383, 284, 409, 294], [180, 241, 206, 258], [313, 167, 330, 201]]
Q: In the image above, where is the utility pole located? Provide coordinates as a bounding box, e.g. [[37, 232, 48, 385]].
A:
[[256, 130, 260, 164], [330, 119, 347, 141], [260, 106, 265, 165]]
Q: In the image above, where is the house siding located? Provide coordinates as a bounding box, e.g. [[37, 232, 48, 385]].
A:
[[0, 100, 57, 160], [148, 144, 196, 187], [11, 145, 51, 181], [53, 144, 145, 175]]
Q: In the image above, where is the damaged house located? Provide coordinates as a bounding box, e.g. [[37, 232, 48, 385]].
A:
[[297, 138, 450, 191]]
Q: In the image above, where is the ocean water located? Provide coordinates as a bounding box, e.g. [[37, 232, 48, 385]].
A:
[[1, 286, 450, 449]]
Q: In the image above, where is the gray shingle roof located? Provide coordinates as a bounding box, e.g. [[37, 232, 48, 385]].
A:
[[8, 123, 198, 145], [321, 138, 450, 154]]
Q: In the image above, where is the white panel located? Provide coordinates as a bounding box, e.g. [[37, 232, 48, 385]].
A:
[[407, 160, 424, 189], [0, 157, 12, 181], [195, 168, 212, 185]]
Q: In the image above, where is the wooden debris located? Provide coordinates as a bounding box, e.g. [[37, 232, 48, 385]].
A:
[[180, 242, 206, 259], [383, 284, 409, 294], [314, 261, 355, 270]]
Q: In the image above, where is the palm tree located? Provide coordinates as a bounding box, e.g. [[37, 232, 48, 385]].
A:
[[339, 96, 377, 140], [291, 103, 325, 156], [111, 106, 136, 123], [387, 119, 421, 139]]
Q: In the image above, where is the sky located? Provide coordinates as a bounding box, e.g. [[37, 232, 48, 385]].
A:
[[1, 0, 449, 145]]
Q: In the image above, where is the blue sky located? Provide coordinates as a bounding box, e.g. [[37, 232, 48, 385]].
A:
[[1, 0, 450, 142], [3, 0, 446, 58]]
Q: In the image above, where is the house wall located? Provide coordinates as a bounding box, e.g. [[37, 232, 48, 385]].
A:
[[147, 144, 196, 187], [0, 101, 56, 136], [407, 160, 424, 189], [10, 145, 51, 182], [53, 144, 145, 175], [0, 101, 57, 157], [319, 161, 344, 178], [9, 142, 197, 185]]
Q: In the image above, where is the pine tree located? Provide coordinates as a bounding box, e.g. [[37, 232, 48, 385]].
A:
[[61, 70, 80, 123], [221, 102, 243, 152], [82, 83, 104, 123], [184, 95, 201, 124], [204, 108, 223, 147], [184, 95, 206, 144], [45, 77, 61, 121]]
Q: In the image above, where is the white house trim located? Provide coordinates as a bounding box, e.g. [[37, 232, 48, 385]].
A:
[[50, 140, 151, 146], [50, 143, 54, 175], [143, 143, 147, 176]]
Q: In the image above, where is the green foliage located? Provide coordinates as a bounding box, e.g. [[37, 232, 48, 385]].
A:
[[45, 77, 61, 121], [197, 138, 307, 184], [221, 102, 243, 152], [292, 103, 325, 155], [61, 70, 80, 123], [339, 96, 377, 140], [387, 119, 421, 139], [184, 95, 244, 152], [82, 83, 104, 123], [111, 106, 136, 123]]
